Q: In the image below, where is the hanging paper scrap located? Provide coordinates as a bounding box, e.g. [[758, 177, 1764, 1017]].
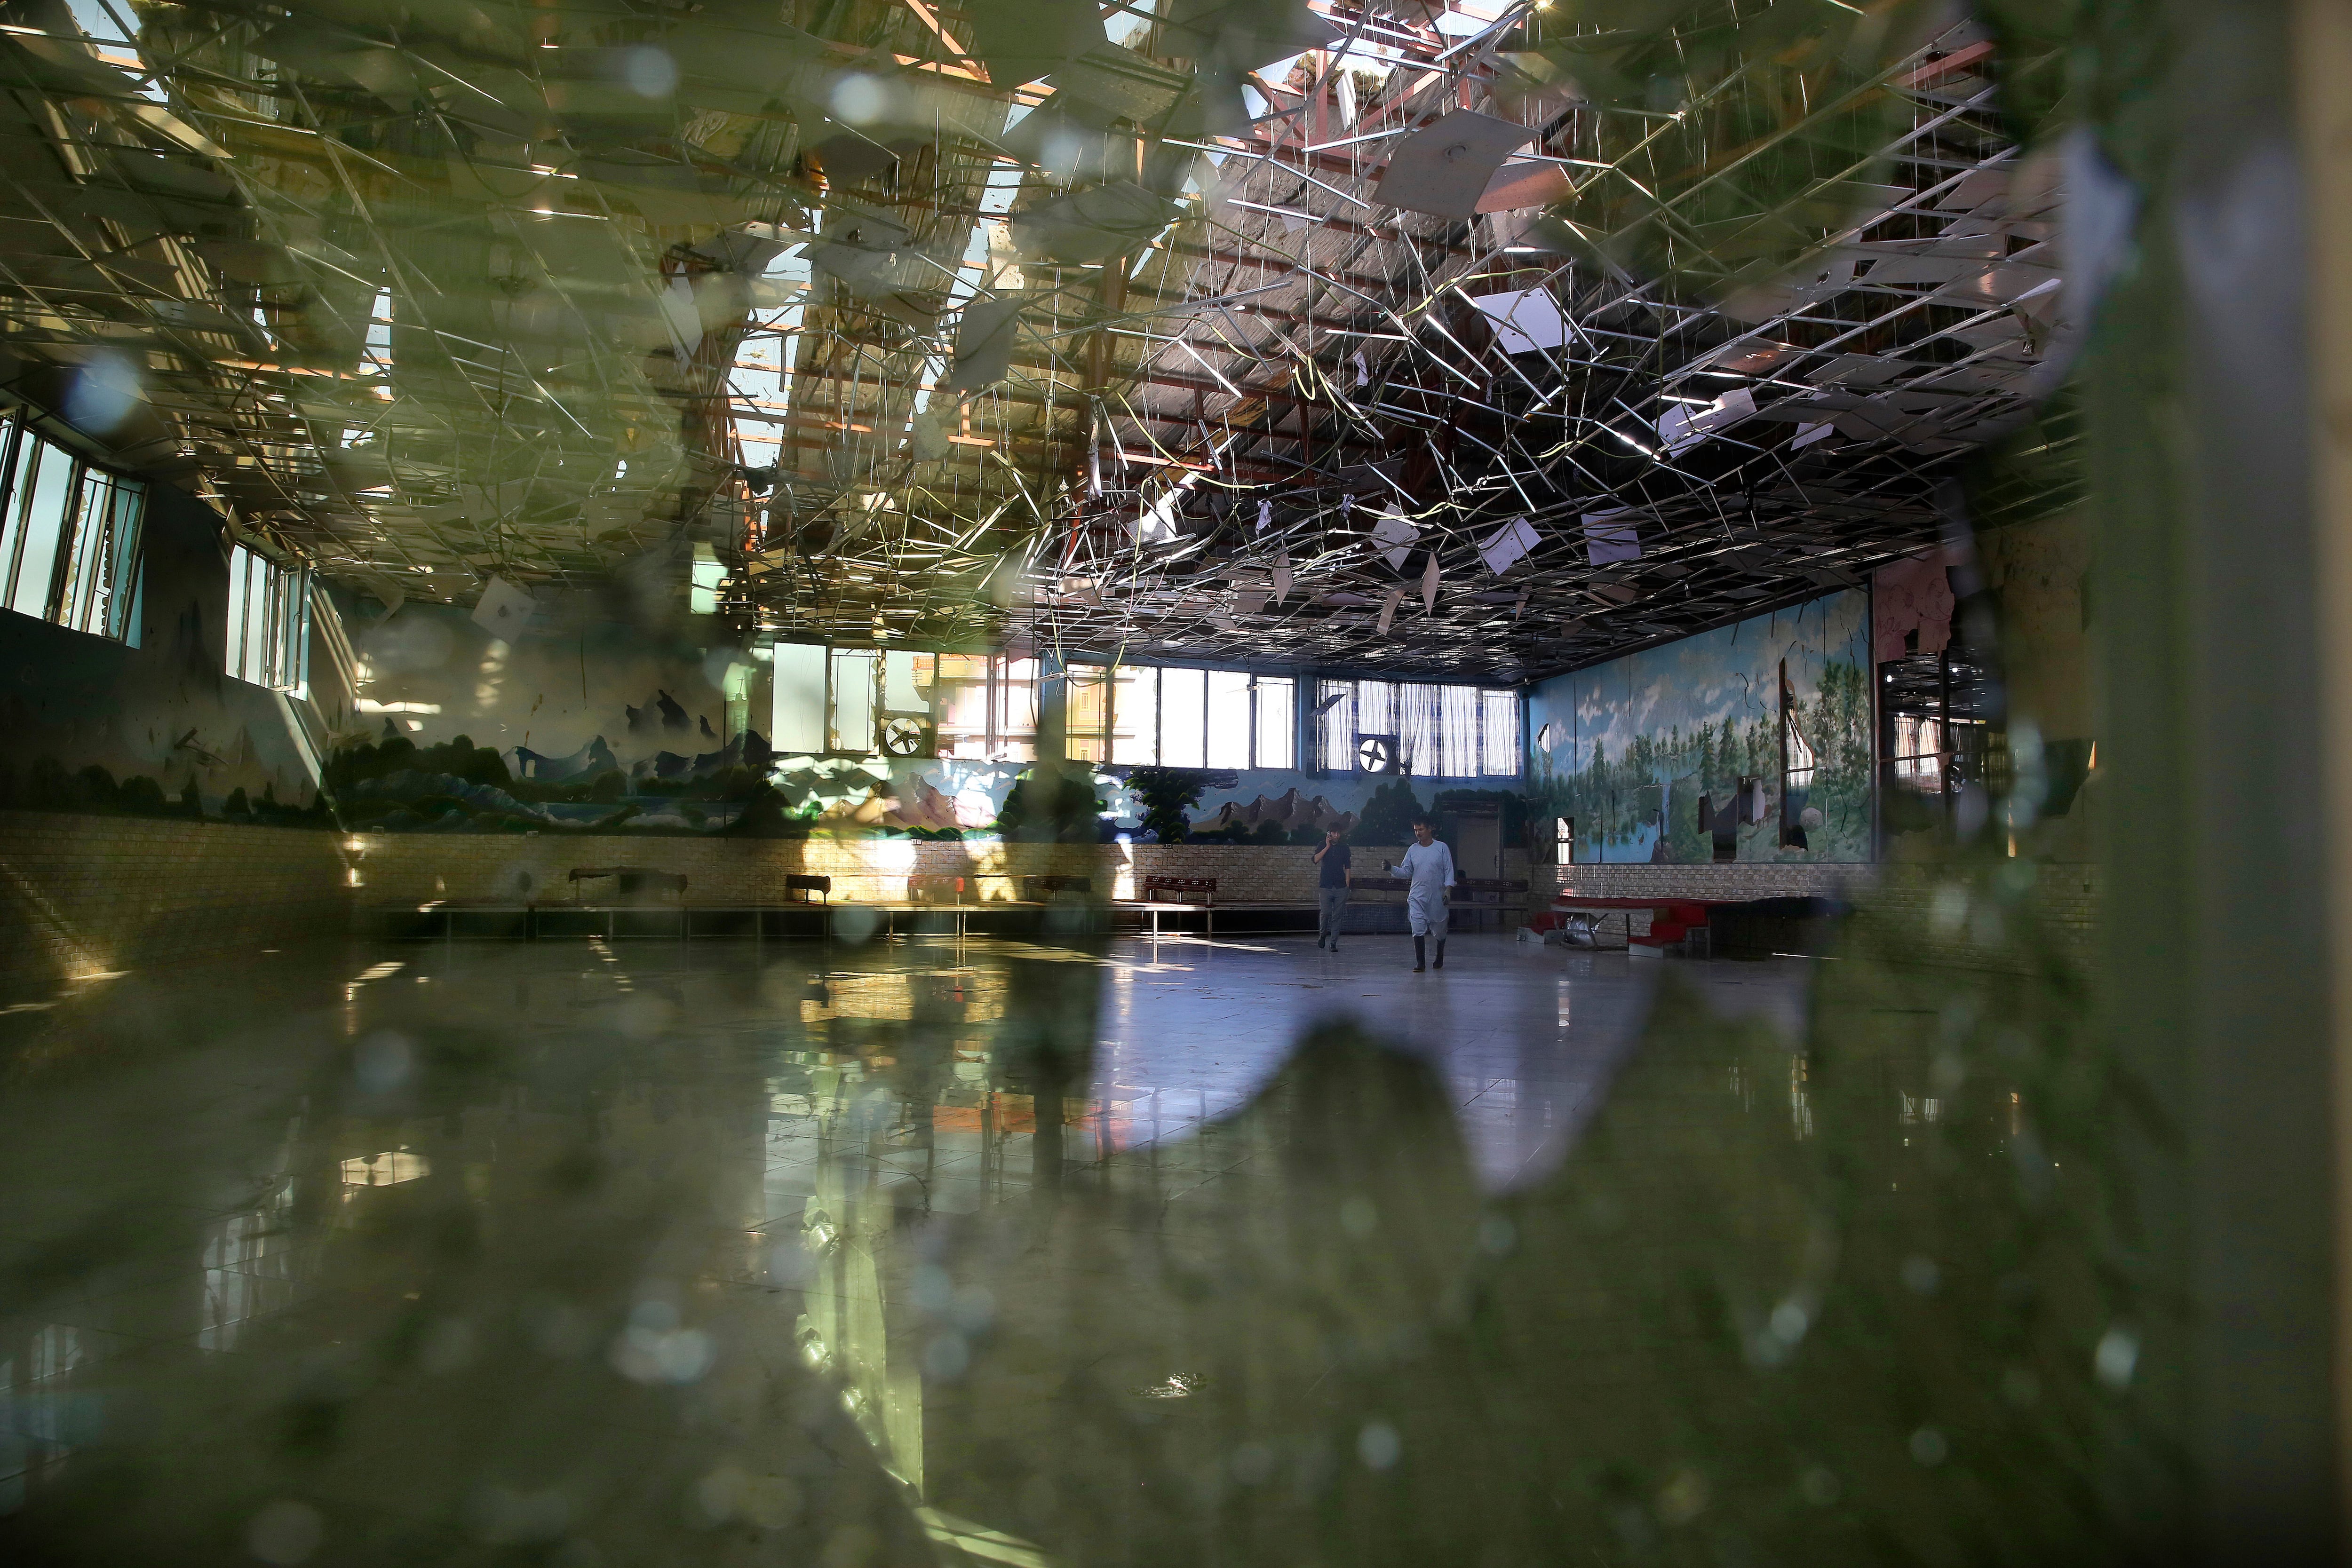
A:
[[1478, 515, 1541, 576], [1582, 510, 1644, 564], [1371, 502, 1419, 570]]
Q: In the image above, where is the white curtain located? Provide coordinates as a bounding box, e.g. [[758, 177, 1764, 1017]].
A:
[[1438, 684, 1479, 776], [1317, 679, 1354, 770], [1486, 691, 1524, 780], [1481, 689, 1520, 776], [1395, 682, 1440, 774]]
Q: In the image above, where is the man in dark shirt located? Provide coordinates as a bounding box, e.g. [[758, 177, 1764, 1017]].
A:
[[1312, 827, 1352, 951]]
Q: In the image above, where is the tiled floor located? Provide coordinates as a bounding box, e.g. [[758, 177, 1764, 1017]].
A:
[[0, 930, 1870, 1564]]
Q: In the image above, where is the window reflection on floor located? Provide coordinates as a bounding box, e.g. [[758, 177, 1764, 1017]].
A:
[[0, 908, 2122, 1565]]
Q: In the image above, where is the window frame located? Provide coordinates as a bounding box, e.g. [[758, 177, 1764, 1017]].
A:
[[1313, 677, 1522, 778], [57, 466, 145, 640], [1066, 661, 1298, 770], [225, 543, 311, 694], [0, 423, 147, 641], [770, 649, 1379, 775], [793, 649, 1043, 761]]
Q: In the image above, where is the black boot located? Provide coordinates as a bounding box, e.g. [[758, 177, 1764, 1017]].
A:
[[1413, 935, 1426, 973], [1433, 940, 1445, 970]]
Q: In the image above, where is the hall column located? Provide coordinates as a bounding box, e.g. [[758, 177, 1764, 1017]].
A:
[[2098, 0, 2337, 1557], [2298, 0, 2352, 1553]]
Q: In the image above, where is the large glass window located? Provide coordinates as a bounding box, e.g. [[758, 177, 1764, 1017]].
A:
[[1065, 663, 1297, 769], [225, 544, 309, 693], [1110, 665, 1158, 764], [1355, 680, 1396, 761], [1158, 667, 1207, 767], [1065, 664, 1112, 763], [1314, 678, 1522, 777], [995, 657, 1038, 760], [1484, 689, 1523, 777], [0, 425, 145, 640], [1256, 676, 1295, 769], [4, 436, 77, 619], [1318, 682, 1357, 772], [777, 648, 1040, 760], [1890, 713, 1943, 785], [1205, 670, 1252, 768], [828, 649, 877, 752], [776, 649, 1303, 768], [772, 642, 827, 751], [933, 653, 993, 758], [58, 467, 144, 640], [1438, 684, 1479, 776]]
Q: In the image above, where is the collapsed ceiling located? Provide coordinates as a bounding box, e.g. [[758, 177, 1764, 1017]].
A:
[[0, 0, 2069, 679]]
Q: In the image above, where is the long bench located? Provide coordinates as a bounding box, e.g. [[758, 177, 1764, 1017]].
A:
[[568, 866, 689, 903], [376, 899, 1031, 943], [1348, 875, 1533, 932], [1118, 875, 1534, 939], [371, 869, 1537, 945], [1131, 874, 1333, 938]]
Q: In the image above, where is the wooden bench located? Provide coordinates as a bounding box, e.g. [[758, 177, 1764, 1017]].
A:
[[1347, 875, 1527, 930], [1452, 877, 1532, 931], [783, 873, 832, 904], [1021, 874, 1093, 902], [1116, 875, 1211, 938], [568, 867, 687, 904], [1131, 876, 1347, 939]]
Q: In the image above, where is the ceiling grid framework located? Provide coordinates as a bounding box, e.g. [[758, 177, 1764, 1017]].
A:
[[0, 0, 2068, 679]]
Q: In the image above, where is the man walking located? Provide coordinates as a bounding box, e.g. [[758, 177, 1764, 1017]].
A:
[[1387, 815, 1455, 972], [1311, 825, 1351, 950]]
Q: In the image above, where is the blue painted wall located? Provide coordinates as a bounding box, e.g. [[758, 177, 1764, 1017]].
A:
[[1524, 590, 1874, 863]]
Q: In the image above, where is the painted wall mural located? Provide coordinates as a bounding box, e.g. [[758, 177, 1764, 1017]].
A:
[[341, 597, 1528, 839], [0, 486, 328, 825], [1524, 590, 1874, 863], [334, 596, 774, 834]]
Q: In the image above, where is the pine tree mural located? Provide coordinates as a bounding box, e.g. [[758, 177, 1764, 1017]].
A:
[[1524, 592, 1874, 863]]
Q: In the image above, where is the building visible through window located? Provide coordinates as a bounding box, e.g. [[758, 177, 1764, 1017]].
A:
[[0, 422, 146, 642], [59, 467, 144, 640], [226, 544, 310, 693]]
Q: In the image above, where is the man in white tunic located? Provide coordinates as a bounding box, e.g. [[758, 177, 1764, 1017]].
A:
[[1387, 815, 1456, 972]]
